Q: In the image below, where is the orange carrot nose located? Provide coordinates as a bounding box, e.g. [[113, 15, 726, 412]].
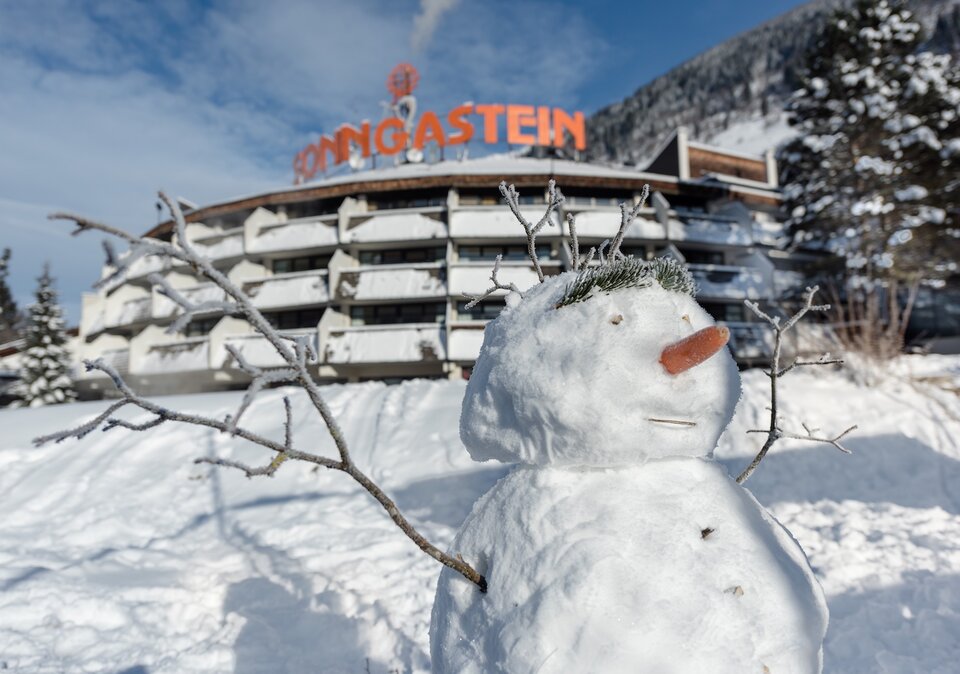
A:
[[659, 325, 730, 375]]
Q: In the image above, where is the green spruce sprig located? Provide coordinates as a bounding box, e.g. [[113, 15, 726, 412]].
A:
[[556, 256, 695, 308]]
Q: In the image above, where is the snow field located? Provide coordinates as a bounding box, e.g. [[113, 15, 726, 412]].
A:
[[0, 357, 959, 673]]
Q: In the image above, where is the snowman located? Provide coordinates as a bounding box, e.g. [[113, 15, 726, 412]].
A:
[[430, 254, 828, 673]]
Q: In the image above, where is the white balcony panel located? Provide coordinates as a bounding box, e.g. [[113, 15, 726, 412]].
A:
[[325, 324, 445, 364], [344, 213, 447, 243], [124, 254, 168, 280], [448, 264, 541, 296], [155, 284, 226, 318], [223, 333, 315, 369], [195, 233, 244, 260], [450, 209, 560, 238], [691, 266, 769, 299], [103, 297, 152, 328], [673, 218, 752, 246], [249, 219, 338, 254], [244, 272, 330, 310], [448, 327, 486, 361], [338, 266, 446, 301], [83, 348, 130, 377], [567, 210, 664, 239], [138, 339, 209, 374]]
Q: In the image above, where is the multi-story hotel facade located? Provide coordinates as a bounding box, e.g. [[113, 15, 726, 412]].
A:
[[73, 128, 808, 398]]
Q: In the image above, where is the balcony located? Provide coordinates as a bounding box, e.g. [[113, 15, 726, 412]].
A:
[[564, 209, 664, 240], [83, 348, 130, 377], [223, 331, 316, 369], [102, 297, 153, 329], [154, 284, 227, 318], [447, 325, 486, 361], [247, 217, 338, 254], [690, 265, 769, 300], [335, 264, 446, 302], [344, 211, 447, 244], [243, 271, 330, 310], [673, 215, 753, 246], [193, 229, 244, 261], [137, 338, 210, 374], [447, 263, 543, 297], [324, 324, 445, 364], [449, 207, 560, 238]]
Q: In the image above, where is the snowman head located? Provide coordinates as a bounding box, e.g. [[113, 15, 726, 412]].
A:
[[460, 256, 741, 467]]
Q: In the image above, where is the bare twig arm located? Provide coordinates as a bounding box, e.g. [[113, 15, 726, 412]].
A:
[[498, 179, 564, 282], [736, 286, 854, 485], [463, 255, 522, 309], [37, 196, 488, 593]]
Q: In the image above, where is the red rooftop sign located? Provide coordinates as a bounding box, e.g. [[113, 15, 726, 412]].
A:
[[292, 64, 586, 184]]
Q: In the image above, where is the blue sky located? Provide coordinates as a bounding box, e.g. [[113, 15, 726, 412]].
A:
[[0, 0, 808, 324]]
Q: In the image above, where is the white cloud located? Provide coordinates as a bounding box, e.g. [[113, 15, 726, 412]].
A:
[[412, 0, 460, 53]]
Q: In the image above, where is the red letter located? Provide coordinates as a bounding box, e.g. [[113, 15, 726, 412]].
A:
[[553, 109, 586, 151], [507, 105, 537, 145], [375, 118, 409, 155], [414, 111, 446, 149], [447, 104, 474, 145], [337, 121, 371, 159], [475, 104, 505, 144]]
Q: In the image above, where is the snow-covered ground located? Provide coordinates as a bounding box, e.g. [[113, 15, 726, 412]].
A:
[[1, 356, 959, 673]]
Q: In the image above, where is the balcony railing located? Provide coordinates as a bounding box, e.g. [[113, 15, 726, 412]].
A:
[[324, 323, 445, 364], [673, 215, 753, 246], [193, 230, 244, 261], [447, 262, 543, 297], [138, 337, 210, 374], [243, 271, 330, 310], [336, 264, 446, 302], [449, 207, 560, 238], [84, 348, 130, 377], [690, 265, 770, 300], [344, 211, 447, 244], [223, 331, 316, 369], [154, 284, 227, 318], [248, 217, 339, 254], [102, 296, 153, 329]]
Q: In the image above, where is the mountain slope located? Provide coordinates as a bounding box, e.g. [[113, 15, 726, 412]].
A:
[[587, 0, 960, 164]]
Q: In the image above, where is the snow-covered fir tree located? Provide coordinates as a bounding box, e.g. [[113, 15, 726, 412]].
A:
[[778, 0, 960, 327], [0, 248, 21, 343], [16, 266, 76, 406]]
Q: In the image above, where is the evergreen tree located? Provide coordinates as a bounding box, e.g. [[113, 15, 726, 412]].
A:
[[16, 265, 76, 406], [777, 0, 960, 357], [0, 248, 21, 343]]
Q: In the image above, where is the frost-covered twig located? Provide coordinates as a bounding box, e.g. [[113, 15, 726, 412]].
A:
[[40, 194, 489, 594], [565, 213, 581, 270], [736, 286, 856, 485], [499, 179, 564, 282], [609, 184, 650, 260], [463, 255, 521, 309]]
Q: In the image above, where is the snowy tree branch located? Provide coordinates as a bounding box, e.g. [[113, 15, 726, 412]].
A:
[[39, 194, 489, 594], [736, 286, 856, 484], [499, 179, 564, 282]]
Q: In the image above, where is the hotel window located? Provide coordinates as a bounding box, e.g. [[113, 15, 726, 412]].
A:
[[359, 247, 445, 265], [456, 300, 505, 321], [183, 316, 221, 337], [350, 302, 446, 326], [458, 244, 551, 261], [272, 254, 332, 274], [263, 308, 325, 330], [701, 303, 746, 323], [680, 249, 725, 265]]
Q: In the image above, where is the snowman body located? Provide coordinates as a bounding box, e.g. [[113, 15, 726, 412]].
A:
[[430, 268, 828, 674]]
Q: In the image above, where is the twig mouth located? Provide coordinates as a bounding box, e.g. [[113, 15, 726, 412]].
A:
[[647, 417, 697, 427]]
